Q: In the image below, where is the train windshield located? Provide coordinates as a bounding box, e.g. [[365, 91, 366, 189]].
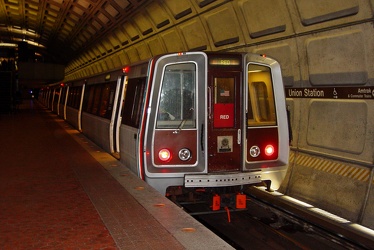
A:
[[247, 64, 276, 126], [156, 63, 196, 129]]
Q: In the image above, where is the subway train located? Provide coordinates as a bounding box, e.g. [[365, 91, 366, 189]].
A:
[[40, 51, 289, 198]]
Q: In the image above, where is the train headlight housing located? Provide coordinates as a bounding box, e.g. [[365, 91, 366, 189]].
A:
[[249, 145, 260, 158], [159, 149, 172, 162], [178, 148, 191, 161], [265, 145, 275, 156]]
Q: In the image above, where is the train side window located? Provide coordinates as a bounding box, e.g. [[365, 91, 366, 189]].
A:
[[122, 78, 146, 128], [156, 63, 196, 129], [247, 65, 276, 126]]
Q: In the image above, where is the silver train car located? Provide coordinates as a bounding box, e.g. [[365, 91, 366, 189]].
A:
[[40, 51, 289, 197]]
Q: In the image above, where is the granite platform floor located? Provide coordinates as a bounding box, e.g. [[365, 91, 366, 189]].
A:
[[0, 100, 184, 249]]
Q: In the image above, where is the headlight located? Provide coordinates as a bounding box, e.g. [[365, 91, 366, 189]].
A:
[[249, 145, 260, 157], [178, 148, 191, 161]]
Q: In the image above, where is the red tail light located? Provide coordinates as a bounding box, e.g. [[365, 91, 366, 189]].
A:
[[264, 145, 275, 156]]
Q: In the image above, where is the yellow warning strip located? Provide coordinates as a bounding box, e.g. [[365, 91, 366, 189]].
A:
[[289, 151, 371, 182]]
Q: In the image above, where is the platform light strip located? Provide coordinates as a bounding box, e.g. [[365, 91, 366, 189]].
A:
[[291, 151, 371, 183], [258, 187, 374, 238]]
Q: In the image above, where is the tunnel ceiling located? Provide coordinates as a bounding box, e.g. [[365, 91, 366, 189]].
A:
[[0, 0, 152, 64]]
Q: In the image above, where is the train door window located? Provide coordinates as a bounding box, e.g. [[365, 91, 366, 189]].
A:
[[53, 89, 59, 103], [84, 86, 96, 113], [60, 88, 66, 104], [213, 77, 235, 128], [91, 85, 102, 115], [156, 63, 196, 129], [67, 88, 74, 107], [74, 87, 82, 109], [247, 64, 276, 126], [68, 87, 80, 109], [70, 88, 75, 108], [67, 88, 72, 107], [99, 82, 116, 118], [122, 78, 146, 128]]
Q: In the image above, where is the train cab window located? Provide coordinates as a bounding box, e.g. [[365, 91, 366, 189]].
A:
[[247, 64, 276, 126], [156, 63, 196, 129]]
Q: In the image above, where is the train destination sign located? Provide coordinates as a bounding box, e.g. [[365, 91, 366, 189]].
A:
[[285, 87, 374, 99], [209, 58, 240, 66]]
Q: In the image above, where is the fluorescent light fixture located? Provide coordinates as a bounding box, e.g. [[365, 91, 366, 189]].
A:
[[308, 207, 350, 223], [281, 196, 314, 208], [0, 43, 17, 47]]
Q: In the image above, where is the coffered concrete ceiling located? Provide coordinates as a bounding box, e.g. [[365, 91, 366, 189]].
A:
[[0, 0, 151, 64]]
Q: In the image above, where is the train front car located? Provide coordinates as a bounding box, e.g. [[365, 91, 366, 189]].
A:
[[141, 52, 289, 197]]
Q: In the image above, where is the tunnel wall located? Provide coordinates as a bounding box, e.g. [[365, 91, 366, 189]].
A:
[[64, 0, 374, 229]]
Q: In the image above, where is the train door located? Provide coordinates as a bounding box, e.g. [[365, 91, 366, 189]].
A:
[[207, 57, 242, 172], [47, 89, 51, 108], [110, 75, 126, 156], [143, 52, 207, 185], [77, 84, 85, 132], [56, 87, 62, 115], [56, 88, 60, 113], [63, 86, 69, 120]]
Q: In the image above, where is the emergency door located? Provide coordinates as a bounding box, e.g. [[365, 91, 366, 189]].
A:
[[207, 71, 242, 171]]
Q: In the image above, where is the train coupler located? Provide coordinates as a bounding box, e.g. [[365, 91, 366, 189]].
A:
[[263, 180, 273, 192]]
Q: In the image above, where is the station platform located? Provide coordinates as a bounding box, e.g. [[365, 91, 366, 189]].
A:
[[0, 100, 232, 249]]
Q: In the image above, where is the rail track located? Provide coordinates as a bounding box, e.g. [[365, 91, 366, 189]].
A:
[[175, 187, 373, 249]]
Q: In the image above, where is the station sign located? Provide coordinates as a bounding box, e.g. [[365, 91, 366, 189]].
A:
[[285, 87, 374, 99]]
